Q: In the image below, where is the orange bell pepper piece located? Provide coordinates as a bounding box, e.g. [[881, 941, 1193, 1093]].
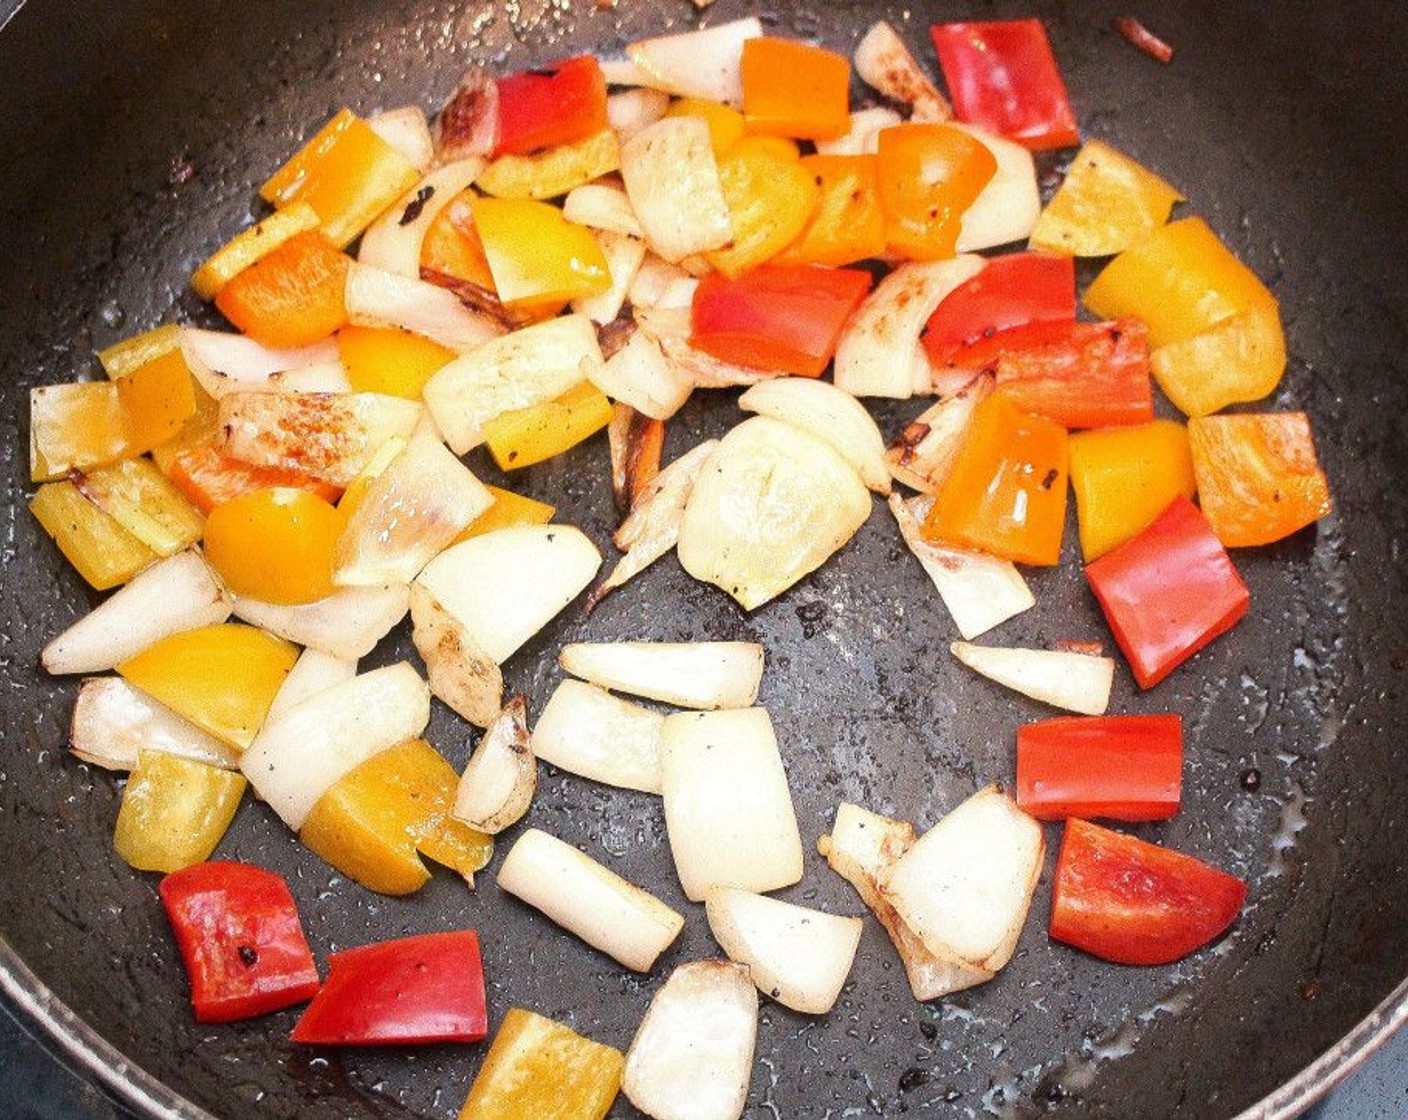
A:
[[457, 485, 556, 542], [214, 230, 352, 349], [741, 38, 851, 140], [202, 487, 344, 605], [705, 137, 820, 279], [164, 442, 342, 516], [116, 348, 199, 455], [775, 154, 887, 268], [337, 325, 454, 400], [877, 124, 997, 260]]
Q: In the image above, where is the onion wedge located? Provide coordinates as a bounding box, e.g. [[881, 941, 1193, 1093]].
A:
[[415, 524, 601, 665], [820, 802, 992, 1000], [606, 87, 672, 140], [359, 159, 485, 277], [559, 641, 763, 711], [889, 495, 1034, 641], [882, 786, 1044, 974], [950, 641, 1115, 716], [240, 662, 431, 831], [738, 378, 891, 495], [563, 182, 644, 238], [634, 306, 762, 387], [422, 313, 605, 454], [454, 695, 534, 834], [265, 648, 357, 723], [42, 549, 230, 675], [951, 124, 1041, 254], [433, 66, 498, 163], [409, 582, 504, 728], [590, 327, 693, 421], [366, 106, 434, 171], [622, 959, 757, 1120], [854, 22, 951, 123], [677, 417, 871, 611], [498, 828, 684, 972], [627, 255, 697, 311], [179, 330, 341, 400], [620, 117, 732, 264], [70, 678, 240, 772], [531, 679, 664, 795], [660, 707, 803, 901], [344, 262, 503, 352], [624, 18, 763, 105], [834, 257, 986, 399], [884, 373, 993, 493], [572, 231, 646, 325], [704, 888, 862, 1015], [230, 583, 409, 661], [814, 107, 903, 157]]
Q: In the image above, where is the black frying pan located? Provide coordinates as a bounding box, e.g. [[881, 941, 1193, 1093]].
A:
[[2, 1, 1406, 1117]]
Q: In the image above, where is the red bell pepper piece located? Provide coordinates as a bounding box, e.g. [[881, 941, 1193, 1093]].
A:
[[930, 19, 1080, 151], [291, 930, 487, 1045], [1016, 714, 1182, 821], [690, 264, 873, 377], [921, 252, 1076, 368], [1086, 496, 1250, 688], [495, 55, 607, 157], [988, 318, 1153, 429], [159, 861, 321, 1023], [1051, 819, 1247, 965]]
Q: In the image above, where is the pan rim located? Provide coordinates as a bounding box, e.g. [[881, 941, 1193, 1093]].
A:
[[3, 929, 1405, 1120]]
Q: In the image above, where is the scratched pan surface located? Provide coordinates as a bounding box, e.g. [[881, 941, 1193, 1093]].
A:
[[1, 0, 1406, 1117]]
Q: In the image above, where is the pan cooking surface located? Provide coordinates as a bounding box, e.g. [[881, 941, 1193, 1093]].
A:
[[1, 2, 1406, 1117]]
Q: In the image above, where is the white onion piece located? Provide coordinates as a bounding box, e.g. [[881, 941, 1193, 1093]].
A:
[[952, 124, 1041, 253], [625, 18, 763, 105], [265, 360, 351, 395], [42, 550, 230, 675], [559, 641, 763, 711], [813, 107, 903, 156], [366, 105, 435, 171], [951, 641, 1114, 715], [231, 583, 409, 661], [265, 647, 357, 723], [70, 678, 240, 772], [217, 390, 422, 487], [179, 329, 340, 399], [704, 888, 862, 1015], [627, 255, 697, 311], [620, 117, 732, 264], [344, 262, 503, 352], [622, 960, 757, 1120], [634, 306, 762, 388], [498, 828, 684, 972], [889, 495, 1034, 641], [834, 257, 986, 398], [563, 182, 644, 238], [359, 159, 484, 277], [854, 22, 951, 123], [531, 679, 664, 795], [433, 67, 499, 163], [415, 524, 601, 665], [454, 695, 534, 834], [241, 662, 431, 832], [572, 231, 646, 325], [820, 802, 993, 1000], [590, 328, 693, 421], [409, 582, 504, 728], [660, 707, 803, 901], [677, 417, 871, 611], [606, 87, 672, 140], [332, 432, 493, 586], [600, 57, 651, 86], [422, 313, 604, 454], [738, 378, 891, 494], [885, 373, 992, 492], [883, 786, 1044, 973]]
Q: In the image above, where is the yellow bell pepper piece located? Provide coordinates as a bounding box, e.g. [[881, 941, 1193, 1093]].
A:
[[113, 750, 246, 874], [483, 381, 613, 471], [1083, 217, 1276, 348], [72, 457, 205, 557], [476, 130, 621, 201], [337, 325, 455, 399], [260, 108, 420, 248], [665, 98, 746, 156], [471, 198, 611, 306], [1150, 301, 1287, 418], [300, 739, 492, 895], [30, 480, 159, 590], [1029, 139, 1183, 257], [1069, 419, 1197, 562], [29, 382, 129, 481], [775, 154, 887, 268], [204, 487, 343, 605], [457, 485, 556, 542], [191, 200, 322, 300], [116, 348, 199, 455], [457, 1007, 624, 1120], [98, 323, 184, 380], [704, 136, 819, 279], [118, 624, 297, 750]]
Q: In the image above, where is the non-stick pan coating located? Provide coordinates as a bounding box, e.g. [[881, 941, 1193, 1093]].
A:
[[1, 1, 1406, 1117]]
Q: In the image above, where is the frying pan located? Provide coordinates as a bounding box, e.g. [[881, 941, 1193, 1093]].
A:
[[1, 0, 1406, 1117]]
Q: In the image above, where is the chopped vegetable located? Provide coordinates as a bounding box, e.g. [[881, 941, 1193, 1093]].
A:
[[409, 582, 504, 728], [115, 349, 199, 454], [159, 861, 320, 1023], [71, 457, 205, 557], [230, 582, 409, 662], [1069, 419, 1197, 561], [705, 136, 820, 278], [1149, 302, 1288, 418], [1114, 16, 1175, 64], [531, 679, 665, 795], [495, 56, 607, 157], [877, 123, 997, 259], [622, 18, 764, 106], [470, 197, 612, 305], [737, 376, 890, 493], [483, 380, 614, 471], [1029, 139, 1183, 257], [619, 116, 733, 264], [775, 154, 886, 268], [29, 382, 130, 481], [559, 641, 764, 711], [453, 696, 535, 834], [459, 484, 556, 540], [359, 158, 485, 277], [1051, 819, 1246, 965], [214, 231, 351, 349], [1085, 496, 1250, 688], [740, 37, 851, 140], [884, 373, 993, 494], [265, 647, 357, 723], [292, 930, 487, 1044], [70, 679, 240, 774], [665, 97, 746, 155], [29, 479, 161, 590], [114, 751, 247, 873], [336, 325, 454, 400], [853, 21, 951, 123], [203, 487, 343, 605], [921, 252, 1075, 369], [950, 124, 1042, 252], [950, 641, 1114, 715], [1016, 714, 1182, 821]]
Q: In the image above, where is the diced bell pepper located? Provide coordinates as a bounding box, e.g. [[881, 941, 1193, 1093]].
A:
[[114, 750, 247, 873]]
